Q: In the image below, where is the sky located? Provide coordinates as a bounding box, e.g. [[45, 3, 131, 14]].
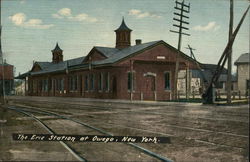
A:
[[1, 0, 249, 76]]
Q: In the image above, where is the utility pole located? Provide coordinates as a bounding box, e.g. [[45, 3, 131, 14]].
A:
[[186, 45, 208, 96], [170, 0, 190, 100], [227, 0, 234, 104], [185, 45, 196, 98], [186, 45, 206, 82], [186, 45, 195, 59], [203, 5, 250, 104], [0, 0, 5, 104], [0, 0, 2, 65]]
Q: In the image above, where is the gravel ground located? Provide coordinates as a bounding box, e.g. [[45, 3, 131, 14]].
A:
[[1, 96, 249, 161]]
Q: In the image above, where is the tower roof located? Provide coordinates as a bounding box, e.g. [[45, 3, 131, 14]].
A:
[[115, 18, 132, 32], [52, 43, 63, 52]]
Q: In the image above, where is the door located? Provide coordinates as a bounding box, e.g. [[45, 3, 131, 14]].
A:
[[144, 76, 155, 100]]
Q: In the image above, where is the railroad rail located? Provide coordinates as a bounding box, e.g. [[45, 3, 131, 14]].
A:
[[8, 105, 173, 162], [12, 102, 248, 138], [8, 106, 87, 162], [8, 103, 248, 152], [10, 99, 249, 123]]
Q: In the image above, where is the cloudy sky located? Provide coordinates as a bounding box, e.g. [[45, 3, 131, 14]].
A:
[[1, 0, 249, 75]]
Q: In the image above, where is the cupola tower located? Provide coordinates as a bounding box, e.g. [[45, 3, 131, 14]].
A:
[[52, 43, 63, 63], [115, 18, 132, 49]]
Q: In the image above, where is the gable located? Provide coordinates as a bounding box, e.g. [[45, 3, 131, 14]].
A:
[[83, 48, 107, 63], [31, 63, 42, 72], [116, 42, 198, 69]]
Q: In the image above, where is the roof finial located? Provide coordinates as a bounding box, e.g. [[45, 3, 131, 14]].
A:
[[115, 17, 132, 31], [52, 42, 63, 52]]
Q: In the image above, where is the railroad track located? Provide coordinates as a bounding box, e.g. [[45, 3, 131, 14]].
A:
[[8, 107, 87, 161], [11, 102, 248, 138], [8, 105, 173, 162], [8, 104, 248, 151], [9, 99, 249, 123]]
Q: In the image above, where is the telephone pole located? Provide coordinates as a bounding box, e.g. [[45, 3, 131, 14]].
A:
[[186, 45, 195, 59], [185, 45, 196, 99], [170, 0, 190, 100], [0, 0, 6, 104], [227, 0, 234, 104], [0, 0, 2, 65], [203, 5, 250, 104]]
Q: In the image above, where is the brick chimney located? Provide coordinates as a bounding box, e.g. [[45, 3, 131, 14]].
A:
[[135, 39, 142, 45]]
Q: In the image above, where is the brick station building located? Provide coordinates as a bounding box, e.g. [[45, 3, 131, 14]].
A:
[[18, 19, 198, 101], [0, 61, 14, 95]]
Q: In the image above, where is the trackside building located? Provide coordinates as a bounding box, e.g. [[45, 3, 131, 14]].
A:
[[17, 19, 198, 101]]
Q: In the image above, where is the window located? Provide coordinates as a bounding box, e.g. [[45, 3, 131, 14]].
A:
[[247, 80, 250, 90], [61, 79, 64, 91], [41, 79, 48, 92], [84, 75, 89, 91], [215, 82, 223, 89], [69, 76, 78, 91], [57, 78, 64, 91], [104, 72, 110, 91], [112, 76, 117, 92], [98, 73, 103, 91], [29, 80, 33, 92], [164, 72, 171, 90], [45, 79, 48, 92], [39, 80, 42, 91], [48, 79, 52, 91], [74, 76, 78, 91], [127, 72, 135, 91], [56, 79, 59, 91], [90, 74, 95, 91], [151, 76, 156, 91], [33, 80, 36, 93]]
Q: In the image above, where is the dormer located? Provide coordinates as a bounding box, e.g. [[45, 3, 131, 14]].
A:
[[82, 47, 107, 63]]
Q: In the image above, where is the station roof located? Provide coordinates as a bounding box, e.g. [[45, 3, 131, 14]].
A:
[[19, 40, 198, 77], [31, 56, 85, 75], [190, 70, 237, 82], [0, 62, 13, 66]]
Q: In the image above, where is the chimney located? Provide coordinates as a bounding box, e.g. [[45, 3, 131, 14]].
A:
[[135, 39, 142, 45]]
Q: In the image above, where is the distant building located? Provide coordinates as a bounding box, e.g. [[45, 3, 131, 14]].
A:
[[177, 64, 237, 95], [234, 53, 250, 96], [17, 19, 199, 101], [0, 61, 14, 95], [14, 80, 25, 96]]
